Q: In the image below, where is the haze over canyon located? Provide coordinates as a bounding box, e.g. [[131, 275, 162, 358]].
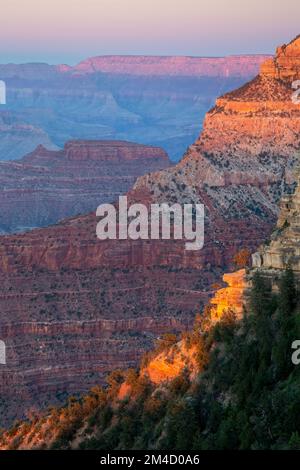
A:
[[0, 55, 268, 162]]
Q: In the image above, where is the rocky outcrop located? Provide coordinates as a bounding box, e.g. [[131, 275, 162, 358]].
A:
[[134, 35, 300, 266], [141, 341, 198, 385], [209, 269, 248, 322], [260, 35, 300, 81], [252, 158, 300, 282], [0, 140, 170, 233]]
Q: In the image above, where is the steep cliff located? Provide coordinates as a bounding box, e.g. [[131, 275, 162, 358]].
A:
[[134, 34, 300, 266], [252, 156, 300, 284]]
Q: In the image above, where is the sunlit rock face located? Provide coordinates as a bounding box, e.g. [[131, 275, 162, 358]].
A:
[[69, 55, 270, 77], [209, 270, 248, 322], [134, 35, 300, 265], [141, 341, 198, 385], [261, 35, 300, 81]]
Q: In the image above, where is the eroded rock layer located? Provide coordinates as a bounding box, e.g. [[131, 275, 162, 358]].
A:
[[69, 55, 270, 77], [0, 140, 170, 233], [134, 35, 300, 264], [252, 159, 300, 282]]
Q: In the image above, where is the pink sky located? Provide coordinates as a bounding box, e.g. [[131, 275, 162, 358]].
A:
[[1, 0, 300, 64]]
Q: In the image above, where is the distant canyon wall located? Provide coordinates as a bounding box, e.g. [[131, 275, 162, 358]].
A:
[[0, 55, 268, 161]]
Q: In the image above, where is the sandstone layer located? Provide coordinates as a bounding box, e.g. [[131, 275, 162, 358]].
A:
[[134, 35, 300, 265], [209, 269, 248, 322]]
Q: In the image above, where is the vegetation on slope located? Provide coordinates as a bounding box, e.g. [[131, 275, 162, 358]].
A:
[[1, 269, 300, 450]]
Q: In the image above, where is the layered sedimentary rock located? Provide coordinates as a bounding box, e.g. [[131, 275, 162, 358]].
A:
[[0, 254, 212, 426], [209, 269, 248, 322], [134, 35, 300, 265], [0, 206, 213, 425], [261, 35, 300, 81], [0, 56, 269, 80], [252, 159, 300, 283], [0, 36, 298, 427], [210, 168, 300, 323], [68, 55, 270, 77], [0, 140, 170, 233]]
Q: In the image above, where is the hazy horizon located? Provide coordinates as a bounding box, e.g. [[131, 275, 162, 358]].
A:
[[0, 52, 273, 67], [1, 0, 299, 64]]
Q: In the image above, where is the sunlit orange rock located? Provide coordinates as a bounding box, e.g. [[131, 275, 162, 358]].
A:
[[117, 382, 132, 400], [260, 35, 300, 81], [209, 269, 248, 322], [141, 341, 198, 385]]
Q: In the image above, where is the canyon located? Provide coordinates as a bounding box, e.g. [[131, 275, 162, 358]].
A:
[[0, 55, 268, 161], [0, 36, 299, 427], [252, 159, 300, 282], [0, 140, 170, 233]]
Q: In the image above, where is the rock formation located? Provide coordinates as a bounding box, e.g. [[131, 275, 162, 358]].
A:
[[141, 340, 198, 385], [209, 269, 248, 322], [260, 35, 300, 81], [0, 111, 57, 162], [68, 55, 270, 77], [252, 155, 300, 283], [0, 140, 170, 233], [210, 163, 300, 322], [133, 34, 300, 266]]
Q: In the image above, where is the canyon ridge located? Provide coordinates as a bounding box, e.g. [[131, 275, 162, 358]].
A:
[[0, 140, 170, 233]]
